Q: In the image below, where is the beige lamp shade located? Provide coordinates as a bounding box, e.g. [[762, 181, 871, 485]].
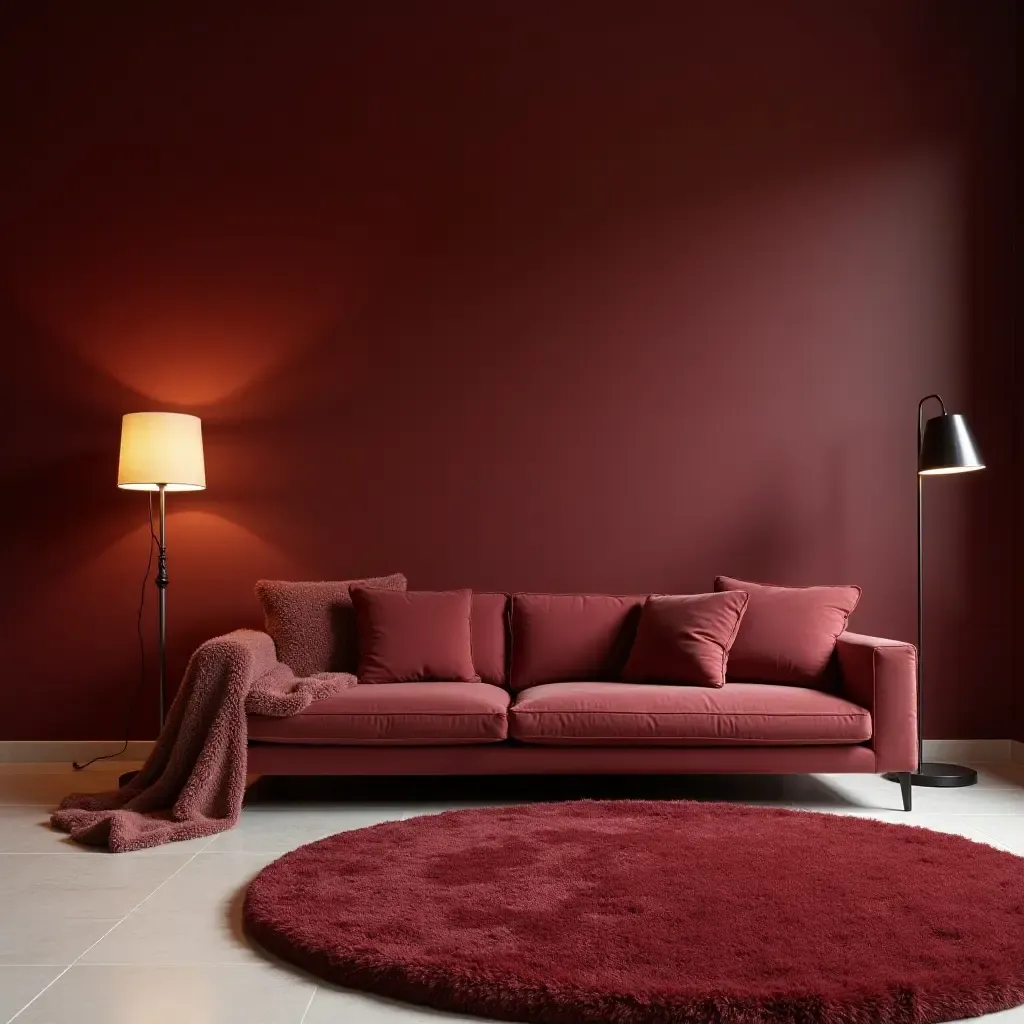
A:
[[117, 412, 206, 491]]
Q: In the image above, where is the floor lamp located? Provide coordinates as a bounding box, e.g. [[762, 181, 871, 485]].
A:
[[885, 394, 984, 791], [117, 412, 206, 731]]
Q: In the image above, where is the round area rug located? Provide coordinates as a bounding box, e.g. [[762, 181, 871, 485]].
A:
[[244, 801, 1024, 1024]]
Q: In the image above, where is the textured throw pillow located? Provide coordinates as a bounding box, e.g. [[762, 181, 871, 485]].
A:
[[255, 573, 407, 676], [351, 588, 480, 684], [715, 576, 861, 686], [622, 591, 750, 688]]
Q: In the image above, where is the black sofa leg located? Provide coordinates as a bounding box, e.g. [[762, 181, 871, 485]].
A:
[[899, 771, 912, 812]]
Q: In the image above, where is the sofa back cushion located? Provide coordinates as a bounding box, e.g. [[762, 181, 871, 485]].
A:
[[472, 593, 510, 688], [256, 573, 407, 676], [352, 588, 480, 684], [511, 593, 644, 691], [715, 576, 861, 687]]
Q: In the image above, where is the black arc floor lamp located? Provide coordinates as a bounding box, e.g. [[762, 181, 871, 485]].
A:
[[117, 412, 206, 730], [885, 394, 984, 791]]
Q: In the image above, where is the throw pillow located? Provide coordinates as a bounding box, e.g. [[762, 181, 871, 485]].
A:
[[351, 588, 480, 684], [715, 576, 861, 686], [622, 591, 750, 687], [255, 573, 407, 676]]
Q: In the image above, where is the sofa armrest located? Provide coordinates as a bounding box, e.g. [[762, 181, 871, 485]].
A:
[[835, 632, 917, 773]]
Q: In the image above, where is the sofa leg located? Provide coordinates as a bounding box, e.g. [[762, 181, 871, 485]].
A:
[[898, 771, 912, 812], [242, 773, 262, 807]]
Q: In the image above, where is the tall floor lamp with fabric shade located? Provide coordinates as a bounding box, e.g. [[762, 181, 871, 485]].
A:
[[885, 394, 984, 791], [117, 412, 206, 729]]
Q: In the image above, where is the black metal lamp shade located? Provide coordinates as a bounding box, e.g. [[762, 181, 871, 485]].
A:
[[919, 414, 985, 475]]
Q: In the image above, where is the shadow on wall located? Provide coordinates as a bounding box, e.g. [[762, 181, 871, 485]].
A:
[[957, 6, 1017, 742]]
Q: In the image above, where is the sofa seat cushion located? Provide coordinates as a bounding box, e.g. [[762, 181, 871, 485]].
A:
[[508, 682, 871, 746], [248, 682, 510, 746]]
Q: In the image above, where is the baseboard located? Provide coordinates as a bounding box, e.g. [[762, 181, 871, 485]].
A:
[[0, 741, 155, 763], [1011, 740, 1024, 767], [921, 739, 1011, 763]]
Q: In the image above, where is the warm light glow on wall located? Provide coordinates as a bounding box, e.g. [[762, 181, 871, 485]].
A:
[[117, 412, 207, 491]]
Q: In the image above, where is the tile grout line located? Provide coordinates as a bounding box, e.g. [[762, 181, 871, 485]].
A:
[[4, 835, 218, 1024], [298, 986, 318, 1023], [967, 826, 1021, 855]]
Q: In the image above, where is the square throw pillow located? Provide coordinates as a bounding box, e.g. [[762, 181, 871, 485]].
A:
[[715, 576, 861, 686], [255, 573, 407, 677], [351, 587, 480, 684], [622, 591, 750, 688]]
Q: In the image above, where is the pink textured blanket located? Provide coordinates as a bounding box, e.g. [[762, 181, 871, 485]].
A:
[[51, 630, 356, 852]]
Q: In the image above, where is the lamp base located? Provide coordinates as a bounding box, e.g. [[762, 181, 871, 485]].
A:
[[883, 762, 978, 788]]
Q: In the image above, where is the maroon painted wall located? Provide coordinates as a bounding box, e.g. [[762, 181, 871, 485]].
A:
[[0, 2, 1016, 741]]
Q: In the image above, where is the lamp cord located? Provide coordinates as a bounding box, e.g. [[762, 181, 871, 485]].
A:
[[73, 493, 159, 771]]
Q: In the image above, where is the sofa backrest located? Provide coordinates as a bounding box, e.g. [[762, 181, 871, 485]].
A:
[[510, 593, 645, 691], [472, 592, 511, 688]]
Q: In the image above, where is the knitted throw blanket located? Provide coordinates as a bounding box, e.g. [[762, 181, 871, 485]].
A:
[[51, 630, 356, 852]]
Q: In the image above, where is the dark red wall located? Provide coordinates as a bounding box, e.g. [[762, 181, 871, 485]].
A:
[[0, 2, 1016, 740]]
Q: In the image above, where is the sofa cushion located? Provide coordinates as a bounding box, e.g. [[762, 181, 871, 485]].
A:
[[472, 593, 510, 688], [508, 681, 871, 746], [248, 682, 509, 745], [255, 573, 407, 677], [352, 588, 479, 684], [715, 576, 862, 687], [510, 593, 644, 691], [622, 592, 749, 688]]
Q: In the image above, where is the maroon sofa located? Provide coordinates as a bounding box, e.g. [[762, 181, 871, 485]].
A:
[[246, 593, 919, 810]]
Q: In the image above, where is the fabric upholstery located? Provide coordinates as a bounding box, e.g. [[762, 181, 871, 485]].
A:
[[510, 593, 644, 691], [247, 682, 509, 745], [715, 576, 861, 687], [508, 681, 871, 746], [256, 574, 407, 676], [248, 739, 879, 777], [471, 593, 510, 688], [352, 588, 479, 684], [623, 592, 749, 688], [836, 631, 918, 773]]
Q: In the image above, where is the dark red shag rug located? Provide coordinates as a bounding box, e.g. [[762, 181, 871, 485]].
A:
[[243, 800, 1024, 1023]]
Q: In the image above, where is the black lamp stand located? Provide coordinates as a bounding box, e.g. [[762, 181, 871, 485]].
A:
[[119, 484, 169, 787], [156, 483, 168, 730], [884, 394, 983, 794]]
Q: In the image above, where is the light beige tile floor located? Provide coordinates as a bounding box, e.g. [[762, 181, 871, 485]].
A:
[[0, 761, 1022, 1023]]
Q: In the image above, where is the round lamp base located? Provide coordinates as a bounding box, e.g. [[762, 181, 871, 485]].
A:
[[883, 763, 978, 788]]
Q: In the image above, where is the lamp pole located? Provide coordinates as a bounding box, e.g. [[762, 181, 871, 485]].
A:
[[156, 483, 168, 729], [915, 393, 937, 775]]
